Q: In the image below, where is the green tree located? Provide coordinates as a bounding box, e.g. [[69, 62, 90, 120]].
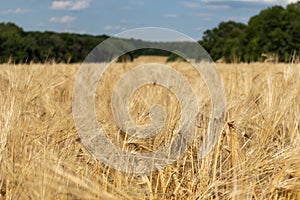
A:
[[242, 5, 285, 61], [0, 23, 25, 62], [200, 21, 246, 62], [242, 3, 300, 62]]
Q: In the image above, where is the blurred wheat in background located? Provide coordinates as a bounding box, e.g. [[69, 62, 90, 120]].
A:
[[0, 60, 300, 199]]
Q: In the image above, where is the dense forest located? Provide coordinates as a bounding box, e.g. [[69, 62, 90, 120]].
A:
[[0, 1, 300, 63], [0, 22, 203, 63], [0, 23, 109, 63], [201, 1, 300, 62]]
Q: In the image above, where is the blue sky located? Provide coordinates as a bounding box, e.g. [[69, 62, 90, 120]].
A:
[[0, 0, 297, 41]]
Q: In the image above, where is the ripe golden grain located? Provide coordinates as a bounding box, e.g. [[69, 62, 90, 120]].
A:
[[0, 62, 299, 199]]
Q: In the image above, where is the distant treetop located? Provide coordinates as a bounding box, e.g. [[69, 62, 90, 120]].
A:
[[1, 1, 300, 64]]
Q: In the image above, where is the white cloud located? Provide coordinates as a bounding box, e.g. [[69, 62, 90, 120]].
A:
[[182, 1, 201, 8], [104, 26, 126, 31], [50, 16, 76, 23], [70, 0, 90, 10], [202, 0, 298, 4], [0, 8, 30, 14], [200, 0, 299, 10], [163, 14, 177, 18], [50, 1, 72, 10], [283, 0, 295, 2], [50, 0, 90, 11]]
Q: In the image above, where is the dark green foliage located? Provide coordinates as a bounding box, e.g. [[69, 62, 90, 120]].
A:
[[0, 23, 198, 63], [0, 22, 109, 63], [1, 1, 300, 64], [116, 49, 187, 63], [200, 21, 246, 63], [199, 1, 300, 63]]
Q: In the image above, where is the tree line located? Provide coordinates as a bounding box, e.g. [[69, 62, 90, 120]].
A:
[[0, 1, 300, 63], [200, 1, 300, 63], [0, 23, 109, 63], [0, 23, 200, 64]]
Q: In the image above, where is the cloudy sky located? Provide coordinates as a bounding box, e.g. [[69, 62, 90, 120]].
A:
[[0, 0, 297, 41]]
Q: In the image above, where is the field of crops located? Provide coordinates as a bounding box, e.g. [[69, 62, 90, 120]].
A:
[[0, 60, 300, 199]]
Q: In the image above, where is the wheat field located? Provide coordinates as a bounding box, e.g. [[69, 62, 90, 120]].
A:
[[0, 60, 300, 199]]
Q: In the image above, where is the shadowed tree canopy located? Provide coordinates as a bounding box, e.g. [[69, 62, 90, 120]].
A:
[[0, 22, 109, 63], [1, 1, 300, 63], [0, 23, 199, 64], [200, 21, 246, 63], [199, 1, 300, 63]]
